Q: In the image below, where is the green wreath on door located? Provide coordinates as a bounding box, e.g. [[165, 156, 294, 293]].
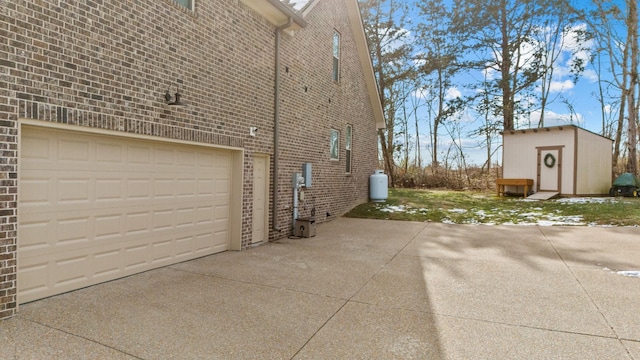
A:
[[544, 153, 556, 168]]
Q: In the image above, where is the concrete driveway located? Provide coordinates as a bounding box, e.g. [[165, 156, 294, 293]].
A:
[[2, 218, 639, 359]]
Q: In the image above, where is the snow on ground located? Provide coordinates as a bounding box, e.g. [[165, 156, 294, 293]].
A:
[[379, 205, 408, 213], [374, 196, 628, 226], [378, 205, 429, 215], [617, 271, 640, 278], [555, 197, 618, 204], [604, 268, 640, 278], [448, 208, 467, 214]]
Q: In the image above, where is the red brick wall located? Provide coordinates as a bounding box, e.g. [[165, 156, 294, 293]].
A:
[[0, 0, 378, 319]]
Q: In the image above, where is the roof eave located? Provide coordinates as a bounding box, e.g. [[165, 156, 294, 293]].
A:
[[239, 0, 307, 30], [344, 0, 385, 129]]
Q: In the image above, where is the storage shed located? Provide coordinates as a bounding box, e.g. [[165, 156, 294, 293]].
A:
[[502, 125, 613, 196]]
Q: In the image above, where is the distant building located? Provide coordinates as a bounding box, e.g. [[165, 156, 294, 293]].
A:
[[502, 125, 612, 196]]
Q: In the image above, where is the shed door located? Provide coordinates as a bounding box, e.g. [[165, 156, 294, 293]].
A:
[[537, 147, 562, 192], [19, 126, 232, 303]]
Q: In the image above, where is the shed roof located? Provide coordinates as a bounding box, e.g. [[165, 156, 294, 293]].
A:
[[501, 125, 612, 141]]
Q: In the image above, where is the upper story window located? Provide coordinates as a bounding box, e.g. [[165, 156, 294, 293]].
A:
[[174, 0, 193, 10], [332, 31, 340, 82]]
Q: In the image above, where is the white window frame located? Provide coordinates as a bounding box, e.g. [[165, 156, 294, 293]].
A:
[[330, 129, 339, 161]]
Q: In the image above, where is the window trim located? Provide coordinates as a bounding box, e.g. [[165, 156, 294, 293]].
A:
[[330, 128, 339, 161]]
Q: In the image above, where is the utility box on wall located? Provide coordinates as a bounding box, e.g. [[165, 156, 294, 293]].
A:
[[302, 163, 312, 188], [294, 218, 316, 238]]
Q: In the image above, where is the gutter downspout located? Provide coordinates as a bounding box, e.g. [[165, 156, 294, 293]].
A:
[[272, 17, 293, 232]]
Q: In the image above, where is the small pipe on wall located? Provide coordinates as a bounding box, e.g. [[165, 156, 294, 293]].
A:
[[272, 17, 293, 232]]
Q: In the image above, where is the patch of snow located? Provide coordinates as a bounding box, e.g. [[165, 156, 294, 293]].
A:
[[379, 205, 408, 213], [556, 197, 617, 204], [442, 218, 455, 224], [449, 208, 467, 214], [474, 210, 493, 219], [519, 212, 544, 217], [617, 271, 640, 278]]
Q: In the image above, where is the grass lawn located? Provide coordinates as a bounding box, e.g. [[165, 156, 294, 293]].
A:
[[345, 188, 640, 226]]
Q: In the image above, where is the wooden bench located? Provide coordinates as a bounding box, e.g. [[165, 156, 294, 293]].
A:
[[496, 178, 533, 198]]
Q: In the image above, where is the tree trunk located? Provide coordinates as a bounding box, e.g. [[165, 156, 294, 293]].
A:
[[625, 0, 638, 175], [500, 0, 514, 130]]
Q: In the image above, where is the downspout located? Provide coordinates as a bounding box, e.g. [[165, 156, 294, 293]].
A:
[[272, 17, 293, 231]]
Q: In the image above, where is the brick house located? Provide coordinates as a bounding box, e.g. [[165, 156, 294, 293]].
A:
[[0, 0, 384, 319]]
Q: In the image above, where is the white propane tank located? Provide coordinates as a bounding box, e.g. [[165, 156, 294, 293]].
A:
[[370, 170, 388, 202]]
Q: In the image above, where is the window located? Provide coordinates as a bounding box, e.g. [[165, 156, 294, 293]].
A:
[[330, 129, 339, 161], [345, 125, 352, 173], [332, 31, 340, 82], [174, 0, 193, 10]]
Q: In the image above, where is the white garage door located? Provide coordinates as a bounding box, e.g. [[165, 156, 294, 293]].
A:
[[19, 126, 232, 303]]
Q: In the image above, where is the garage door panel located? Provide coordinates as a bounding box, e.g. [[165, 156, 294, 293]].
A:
[[57, 138, 91, 162], [19, 126, 233, 303], [21, 132, 52, 161], [197, 179, 215, 196], [154, 148, 176, 165], [126, 178, 153, 200], [18, 219, 51, 251], [177, 150, 196, 166], [127, 144, 152, 164], [153, 178, 176, 198], [57, 216, 91, 246], [95, 214, 124, 239], [58, 178, 91, 204], [96, 178, 125, 201], [96, 141, 124, 163], [19, 177, 51, 206]]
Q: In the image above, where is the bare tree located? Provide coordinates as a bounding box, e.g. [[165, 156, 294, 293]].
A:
[[415, 0, 463, 168], [452, 0, 559, 131], [360, 0, 415, 187], [579, 0, 639, 174]]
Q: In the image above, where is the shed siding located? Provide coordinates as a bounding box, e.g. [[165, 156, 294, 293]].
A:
[[503, 128, 576, 194], [575, 130, 612, 194]]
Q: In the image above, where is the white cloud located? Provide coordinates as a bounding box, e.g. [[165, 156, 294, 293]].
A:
[[549, 79, 575, 93], [527, 109, 584, 128], [445, 87, 462, 100], [379, 27, 411, 55]]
